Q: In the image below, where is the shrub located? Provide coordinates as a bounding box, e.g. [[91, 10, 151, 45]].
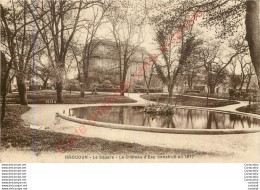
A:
[[100, 79, 113, 88]]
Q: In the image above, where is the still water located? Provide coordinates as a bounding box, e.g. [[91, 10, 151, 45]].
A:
[[71, 106, 260, 129]]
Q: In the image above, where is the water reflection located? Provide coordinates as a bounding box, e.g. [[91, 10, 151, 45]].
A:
[[71, 106, 260, 130]]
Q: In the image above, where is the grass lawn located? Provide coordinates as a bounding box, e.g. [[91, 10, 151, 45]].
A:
[[1, 105, 219, 157], [141, 94, 238, 107], [185, 92, 232, 100], [236, 103, 260, 115], [185, 92, 260, 102], [3, 90, 136, 104]]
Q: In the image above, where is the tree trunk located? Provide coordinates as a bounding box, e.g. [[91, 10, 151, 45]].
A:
[[120, 80, 125, 96], [208, 72, 215, 94], [168, 85, 173, 97], [167, 85, 174, 106], [80, 82, 85, 97], [1, 78, 8, 123], [188, 75, 192, 89], [81, 54, 90, 98], [245, 1, 260, 88], [120, 69, 127, 96], [56, 64, 65, 103], [8, 79, 12, 93], [43, 80, 48, 89], [246, 75, 252, 92], [56, 82, 63, 103], [1, 52, 11, 123], [239, 77, 245, 92], [146, 71, 154, 95], [209, 85, 215, 94], [16, 76, 28, 105], [1, 93, 7, 124]]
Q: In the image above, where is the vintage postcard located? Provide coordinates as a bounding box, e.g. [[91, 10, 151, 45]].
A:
[[1, 0, 260, 163]]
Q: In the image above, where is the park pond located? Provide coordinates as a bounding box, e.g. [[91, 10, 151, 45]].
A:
[[70, 106, 260, 130]]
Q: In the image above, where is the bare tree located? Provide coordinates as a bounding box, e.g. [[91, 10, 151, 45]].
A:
[[1, 5, 15, 122], [108, 1, 145, 95], [237, 54, 251, 91], [245, 1, 260, 88], [31, 51, 53, 89], [1, 52, 12, 123], [141, 52, 155, 94], [182, 39, 203, 90], [245, 64, 255, 92], [201, 37, 247, 94], [1, 1, 41, 105], [234, 53, 256, 92], [189, 0, 260, 88], [75, 3, 110, 97], [26, 0, 101, 103], [201, 41, 222, 94], [148, 0, 205, 99], [69, 43, 83, 87], [1, 3, 19, 122], [152, 0, 260, 88]]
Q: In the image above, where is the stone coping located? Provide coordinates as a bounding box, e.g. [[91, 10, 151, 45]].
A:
[[57, 104, 260, 135]]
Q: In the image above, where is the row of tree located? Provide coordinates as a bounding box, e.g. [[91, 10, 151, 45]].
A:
[[144, 0, 259, 97], [1, 0, 260, 122], [0, 0, 147, 122]]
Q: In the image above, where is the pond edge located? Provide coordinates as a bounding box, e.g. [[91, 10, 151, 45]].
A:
[[56, 104, 260, 135]]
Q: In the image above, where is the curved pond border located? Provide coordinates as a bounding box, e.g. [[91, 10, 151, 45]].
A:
[[56, 104, 260, 135]]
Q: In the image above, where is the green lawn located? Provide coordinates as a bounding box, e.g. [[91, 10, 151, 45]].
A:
[[1, 105, 220, 157], [236, 103, 260, 115], [185, 92, 260, 102], [2, 90, 136, 104], [141, 94, 238, 107]]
